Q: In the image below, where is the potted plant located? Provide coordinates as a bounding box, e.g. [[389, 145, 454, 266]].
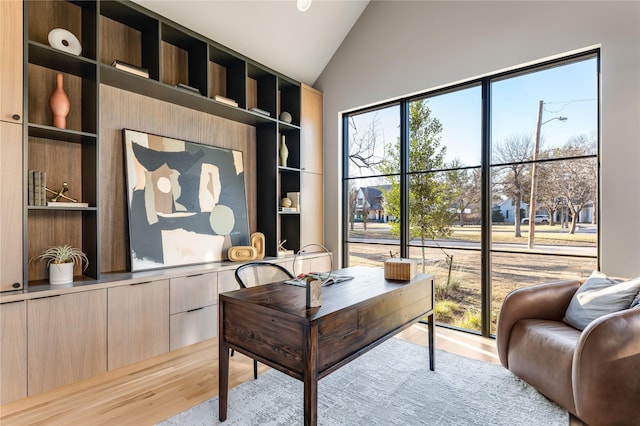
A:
[[30, 244, 88, 285]]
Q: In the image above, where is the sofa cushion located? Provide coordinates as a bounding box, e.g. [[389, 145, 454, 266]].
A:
[[507, 319, 580, 414], [563, 271, 640, 330]]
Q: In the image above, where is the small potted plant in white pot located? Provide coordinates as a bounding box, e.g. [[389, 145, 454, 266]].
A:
[[30, 244, 89, 285]]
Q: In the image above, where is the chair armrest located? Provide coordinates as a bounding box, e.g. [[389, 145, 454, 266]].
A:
[[497, 279, 582, 368], [573, 307, 640, 426]]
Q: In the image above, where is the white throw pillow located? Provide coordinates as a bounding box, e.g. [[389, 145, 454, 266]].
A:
[[563, 271, 640, 330]]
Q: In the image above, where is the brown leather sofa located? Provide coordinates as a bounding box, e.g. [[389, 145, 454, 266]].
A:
[[497, 279, 640, 426]]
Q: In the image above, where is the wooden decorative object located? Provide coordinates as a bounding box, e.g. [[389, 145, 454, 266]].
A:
[[384, 258, 417, 281], [227, 246, 257, 262], [250, 232, 265, 259]]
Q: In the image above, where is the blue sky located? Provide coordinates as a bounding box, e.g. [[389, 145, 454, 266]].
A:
[[349, 56, 598, 175]]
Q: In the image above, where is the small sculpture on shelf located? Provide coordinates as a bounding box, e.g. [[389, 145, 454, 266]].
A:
[[227, 232, 267, 262], [45, 182, 89, 207], [47, 182, 77, 203]]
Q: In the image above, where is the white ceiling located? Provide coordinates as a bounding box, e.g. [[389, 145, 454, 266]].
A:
[[131, 0, 370, 86]]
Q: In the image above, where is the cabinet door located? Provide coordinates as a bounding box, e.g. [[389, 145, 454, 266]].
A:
[[108, 280, 169, 370], [27, 290, 107, 395], [300, 84, 322, 174], [0, 301, 27, 404], [0, 0, 22, 123], [0, 122, 23, 291], [170, 273, 217, 314], [170, 305, 217, 350], [300, 171, 324, 249]]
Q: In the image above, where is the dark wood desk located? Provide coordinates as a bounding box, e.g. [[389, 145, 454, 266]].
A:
[[218, 266, 435, 426]]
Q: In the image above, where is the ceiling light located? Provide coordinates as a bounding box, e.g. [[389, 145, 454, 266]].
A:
[[297, 0, 312, 12]]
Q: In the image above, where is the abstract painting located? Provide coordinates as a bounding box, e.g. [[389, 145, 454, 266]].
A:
[[123, 129, 249, 271]]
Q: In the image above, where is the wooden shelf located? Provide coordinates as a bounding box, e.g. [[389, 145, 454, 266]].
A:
[[28, 124, 97, 144], [28, 42, 97, 77]]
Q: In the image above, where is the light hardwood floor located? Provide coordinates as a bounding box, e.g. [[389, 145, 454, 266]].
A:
[[0, 324, 497, 425]]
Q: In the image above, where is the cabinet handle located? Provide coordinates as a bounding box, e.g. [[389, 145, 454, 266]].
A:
[[187, 273, 204, 278], [12, 114, 20, 121], [12, 282, 21, 289], [131, 281, 152, 286], [186, 307, 205, 313], [31, 295, 61, 301]]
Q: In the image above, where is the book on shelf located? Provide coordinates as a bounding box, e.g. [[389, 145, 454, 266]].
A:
[[28, 170, 34, 206], [214, 94, 238, 107], [111, 60, 149, 78], [47, 201, 89, 208], [249, 107, 270, 116], [280, 207, 298, 212], [284, 273, 355, 287], [175, 83, 200, 94], [31, 170, 46, 206]]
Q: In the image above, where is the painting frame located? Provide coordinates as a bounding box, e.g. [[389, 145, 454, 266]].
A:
[[122, 129, 250, 272]]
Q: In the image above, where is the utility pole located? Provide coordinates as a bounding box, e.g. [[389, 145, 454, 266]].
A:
[[527, 101, 567, 249], [527, 101, 544, 249]]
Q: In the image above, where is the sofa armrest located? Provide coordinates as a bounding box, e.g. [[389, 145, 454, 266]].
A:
[[497, 279, 582, 368], [573, 307, 640, 426]]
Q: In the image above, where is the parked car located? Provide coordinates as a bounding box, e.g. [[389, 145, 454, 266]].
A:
[[521, 214, 550, 225]]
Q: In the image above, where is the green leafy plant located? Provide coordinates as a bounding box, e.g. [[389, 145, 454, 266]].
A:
[[30, 244, 88, 271]]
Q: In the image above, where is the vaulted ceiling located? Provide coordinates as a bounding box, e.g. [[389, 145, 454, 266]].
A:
[[131, 0, 370, 86]]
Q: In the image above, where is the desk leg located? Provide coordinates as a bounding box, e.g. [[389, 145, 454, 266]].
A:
[[303, 324, 319, 426], [428, 312, 435, 371], [219, 303, 229, 421]]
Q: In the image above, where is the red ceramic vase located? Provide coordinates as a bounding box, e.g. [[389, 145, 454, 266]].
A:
[[49, 73, 70, 129]]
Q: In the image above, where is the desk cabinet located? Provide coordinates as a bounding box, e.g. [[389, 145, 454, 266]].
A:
[[0, 301, 27, 404], [108, 280, 169, 370], [27, 290, 107, 395]]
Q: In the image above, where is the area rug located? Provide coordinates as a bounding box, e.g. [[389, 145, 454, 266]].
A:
[[159, 337, 567, 425]]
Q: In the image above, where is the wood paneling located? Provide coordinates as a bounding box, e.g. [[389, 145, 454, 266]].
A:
[[0, 0, 23, 123], [161, 41, 189, 87], [107, 280, 169, 370], [0, 122, 23, 289], [99, 16, 142, 67], [300, 171, 323, 250], [99, 85, 257, 273], [300, 84, 322, 174], [0, 301, 27, 404], [208, 62, 227, 98], [27, 290, 107, 395]]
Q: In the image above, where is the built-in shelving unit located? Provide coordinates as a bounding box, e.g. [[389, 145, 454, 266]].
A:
[[22, 0, 303, 287]]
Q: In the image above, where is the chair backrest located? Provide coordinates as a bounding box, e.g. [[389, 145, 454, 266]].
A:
[[234, 262, 295, 288]]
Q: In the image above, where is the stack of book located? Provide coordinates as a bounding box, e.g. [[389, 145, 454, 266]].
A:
[[28, 170, 46, 206]]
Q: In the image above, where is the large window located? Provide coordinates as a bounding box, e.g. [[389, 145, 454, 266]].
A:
[[343, 52, 599, 336]]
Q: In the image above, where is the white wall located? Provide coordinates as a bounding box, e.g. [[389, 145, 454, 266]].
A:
[[315, 0, 640, 277]]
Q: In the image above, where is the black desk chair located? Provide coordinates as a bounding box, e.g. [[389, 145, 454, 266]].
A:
[[233, 261, 295, 379]]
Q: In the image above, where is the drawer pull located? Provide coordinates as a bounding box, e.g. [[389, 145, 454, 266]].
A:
[[131, 281, 152, 286], [186, 307, 205, 313]]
